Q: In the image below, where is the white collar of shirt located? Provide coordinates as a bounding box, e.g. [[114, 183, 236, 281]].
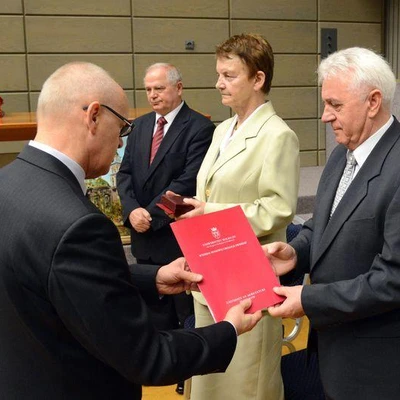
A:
[[29, 140, 87, 194], [352, 115, 394, 178], [154, 101, 184, 137], [219, 102, 266, 154]]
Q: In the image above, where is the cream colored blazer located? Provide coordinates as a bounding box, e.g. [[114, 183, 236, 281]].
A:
[[194, 101, 300, 306]]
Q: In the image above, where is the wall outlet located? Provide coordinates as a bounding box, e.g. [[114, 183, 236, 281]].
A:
[[321, 28, 337, 59], [185, 40, 195, 50]]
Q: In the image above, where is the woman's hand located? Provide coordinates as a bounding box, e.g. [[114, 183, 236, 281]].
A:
[[165, 190, 205, 219]]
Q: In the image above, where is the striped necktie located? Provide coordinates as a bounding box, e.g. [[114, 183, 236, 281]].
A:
[[330, 151, 357, 216], [150, 116, 167, 164]]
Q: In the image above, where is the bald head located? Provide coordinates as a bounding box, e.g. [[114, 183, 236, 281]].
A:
[[35, 62, 129, 179], [37, 62, 123, 122]]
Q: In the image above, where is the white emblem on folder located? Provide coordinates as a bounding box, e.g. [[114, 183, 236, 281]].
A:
[[211, 227, 221, 239]]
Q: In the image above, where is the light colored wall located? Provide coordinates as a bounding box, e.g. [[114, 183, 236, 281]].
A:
[[0, 0, 384, 167]]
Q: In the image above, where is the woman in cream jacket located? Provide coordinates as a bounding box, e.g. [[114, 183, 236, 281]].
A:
[[174, 34, 299, 400]]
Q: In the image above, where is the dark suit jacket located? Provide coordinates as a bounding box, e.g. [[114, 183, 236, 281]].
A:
[[291, 118, 400, 400], [117, 102, 214, 264], [0, 145, 236, 400]]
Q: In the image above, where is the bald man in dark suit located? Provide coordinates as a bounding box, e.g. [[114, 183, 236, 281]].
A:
[[0, 61, 261, 400]]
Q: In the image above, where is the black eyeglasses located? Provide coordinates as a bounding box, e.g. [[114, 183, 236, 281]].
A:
[[83, 104, 134, 137]]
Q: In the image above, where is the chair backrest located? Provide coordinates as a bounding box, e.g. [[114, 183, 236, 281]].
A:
[[282, 221, 306, 348], [286, 223, 303, 243]]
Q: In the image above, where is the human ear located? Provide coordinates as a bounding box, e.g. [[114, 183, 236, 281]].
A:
[[367, 89, 382, 117], [254, 71, 265, 91], [176, 81, 183, 96], [85, 102, 101, 133]]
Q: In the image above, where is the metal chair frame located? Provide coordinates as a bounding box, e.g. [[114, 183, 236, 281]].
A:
[[282, 273, 309, 352]]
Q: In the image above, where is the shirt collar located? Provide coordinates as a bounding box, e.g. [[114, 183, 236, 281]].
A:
[[29, 140, 87, 194], [155, 101, 184, 134], [219, 102, 267, 154], [353, 115, 394, 169]]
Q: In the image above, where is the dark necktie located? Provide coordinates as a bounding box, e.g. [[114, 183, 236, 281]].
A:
[[150, 116, 167, 164], [330, 151, 357, 216]]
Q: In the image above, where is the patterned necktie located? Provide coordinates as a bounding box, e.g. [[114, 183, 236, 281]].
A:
[[330, 151, 357, 216], [150, 116, 167, 164]]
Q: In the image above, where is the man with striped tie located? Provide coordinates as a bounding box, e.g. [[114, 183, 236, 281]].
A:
[[266, 47, 400, 400], [117, 64, 214, 394]]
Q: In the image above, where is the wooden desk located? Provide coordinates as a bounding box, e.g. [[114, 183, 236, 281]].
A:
[[0, 108, 152, 142], [0, 113, 37, 142]]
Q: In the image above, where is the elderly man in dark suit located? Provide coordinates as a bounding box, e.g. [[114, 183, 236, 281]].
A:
[[266, 47, 400, 400], [117, 64, 214, 393], [0, 61, 261, 400], [117, 63, 214, 269]]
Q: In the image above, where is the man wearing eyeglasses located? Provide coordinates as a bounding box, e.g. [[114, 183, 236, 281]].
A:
[[117, 63, 215, 391], [0, 62, 262, 399]]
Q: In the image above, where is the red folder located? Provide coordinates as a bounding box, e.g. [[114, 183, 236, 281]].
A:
[[171, 206, 284, 322]]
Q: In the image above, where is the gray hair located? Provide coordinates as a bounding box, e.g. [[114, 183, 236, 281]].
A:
[[318, 47, 396, 110], [37, 62, 120, 119], [144, 63, 183, 85]]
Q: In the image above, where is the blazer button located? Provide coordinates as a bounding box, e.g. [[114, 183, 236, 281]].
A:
[[205, 189, 211, 198]]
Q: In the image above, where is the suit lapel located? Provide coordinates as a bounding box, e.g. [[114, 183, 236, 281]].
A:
[[312, 119, 400, 267], [136, 113, 156, 173], [195, 124, 226, 194], [313, 166, 369, 266], [207, 129, 246, 179], [146, 103, 189, 176], [206, 102, 275, 184], [310, 149, 346, 253]]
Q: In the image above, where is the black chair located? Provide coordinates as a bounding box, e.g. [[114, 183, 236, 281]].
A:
[[286, 222, 303, 242], [282, 273, 309, 352], [282, 223, 305, 351]]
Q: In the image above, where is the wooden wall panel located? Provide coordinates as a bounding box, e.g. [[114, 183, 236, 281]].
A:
[[300, 151, 318, 167], [0, 17, 25, 52], [1, 93, 29, 114], [26, 17, 132, 53], [231, 0, 317, 20], [270, 87, 318, 119], [133, 0, 228, 18], [274, 55, 317, 87], [133, 18, 228, 53], [24, 0, 131, 15], [0, 55, 27, 91], [232, 20, 317, 53], [287, 119, 319, 151], [1, 0, 22, 13], [319, 0, 383, 22]]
